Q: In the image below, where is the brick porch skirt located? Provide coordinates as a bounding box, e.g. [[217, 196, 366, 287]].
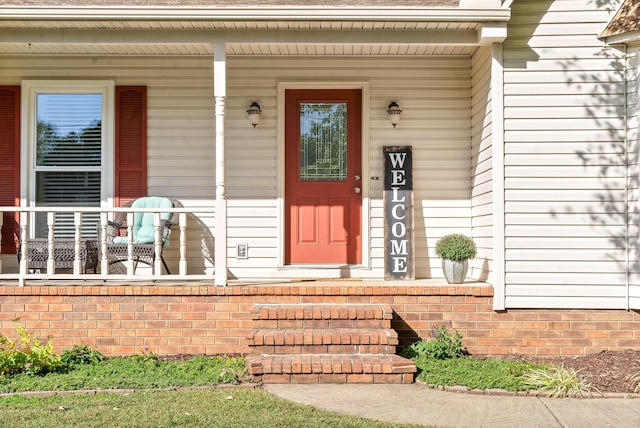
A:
[[0, 282, 637, 357]]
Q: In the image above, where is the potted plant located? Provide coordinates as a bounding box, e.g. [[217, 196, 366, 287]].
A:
[[435, 234, 477, 284]]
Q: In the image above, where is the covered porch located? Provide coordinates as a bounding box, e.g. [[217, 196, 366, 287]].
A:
[[0, 2, 509, 290]]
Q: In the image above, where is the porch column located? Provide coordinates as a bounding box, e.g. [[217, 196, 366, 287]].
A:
[[214, 42, 228, 286], [492, 43, 506, 310]]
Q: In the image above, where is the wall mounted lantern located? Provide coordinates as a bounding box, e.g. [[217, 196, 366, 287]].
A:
[[246, 102, 262, 127], [387, 101, 402, 128]]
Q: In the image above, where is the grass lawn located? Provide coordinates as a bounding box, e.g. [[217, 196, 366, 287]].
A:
[[0, 351, 425, 428], [0, 389, 425, 428]]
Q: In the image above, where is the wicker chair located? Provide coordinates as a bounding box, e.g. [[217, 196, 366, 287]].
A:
[[17, 238, 98, 274], [98, 197, 182, 274], [15, 217, 98, 274]]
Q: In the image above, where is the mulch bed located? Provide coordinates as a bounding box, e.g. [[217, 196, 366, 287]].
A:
[[503, 350, 640, 394]]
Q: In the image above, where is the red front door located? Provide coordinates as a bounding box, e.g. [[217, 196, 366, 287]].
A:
[[285, 89, 362, 264]]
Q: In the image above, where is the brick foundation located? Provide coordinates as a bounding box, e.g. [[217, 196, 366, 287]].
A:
[[0, 283, 638, 356]]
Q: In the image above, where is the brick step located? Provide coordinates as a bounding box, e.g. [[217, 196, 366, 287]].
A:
[[250, 344, 397, 355], [248, 328, 399, 346], [247, 328, 398, 355], [251, 304, 392, 329], [245, 354, 416, 384]]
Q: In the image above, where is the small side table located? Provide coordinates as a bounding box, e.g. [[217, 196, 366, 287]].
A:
[[17, 238, 98, 274]]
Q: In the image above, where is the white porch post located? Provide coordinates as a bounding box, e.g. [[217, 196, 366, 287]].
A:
[[492, 43, 506, 311], [214, 42, 228, 286]]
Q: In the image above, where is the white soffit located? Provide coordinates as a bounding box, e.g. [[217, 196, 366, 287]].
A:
[[0, 6, 509, 56], [0, 43, 478, 56], [0, 20, 477, 31]]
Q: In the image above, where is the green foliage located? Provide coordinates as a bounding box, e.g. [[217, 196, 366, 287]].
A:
[[60, 344, 106, 369], [434, 234, 477, 261], [176, 355, 249, 386], [0, 355, 250, 393], [402, 325, 467, 360], [524, 365, 598, 398], [132, 349, 160, 366], [632, 372, 640, 393], [413, 356, 549, 391], [0, 321, 62, 376], [404, 326, 554, 392]]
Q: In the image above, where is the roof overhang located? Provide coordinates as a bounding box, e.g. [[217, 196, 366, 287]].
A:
[[0, 6, 511, 22], [598, 0, 640, 46], [0, 6, 510, 56], [600, 32, 640, 47]]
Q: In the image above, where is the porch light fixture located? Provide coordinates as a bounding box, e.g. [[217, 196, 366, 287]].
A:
[[387, 101, 402, 128], [246, 101, 262, 127]]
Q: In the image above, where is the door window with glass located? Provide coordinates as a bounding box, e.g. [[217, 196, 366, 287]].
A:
[[299, 103, 347, 182]]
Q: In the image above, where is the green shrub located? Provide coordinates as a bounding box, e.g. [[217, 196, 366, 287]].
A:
[[632, 372, 640, 393], [524, 365, 598, 398], [178, 355, 249, 385], [0, 321, 62, 376], [402, 325, 467, 360], [435, 234, 477, 261], [131, 349, 160, 366], [414, 356, 549, 391], [0, 355, 246, 393], [60, 344, 106, 369]]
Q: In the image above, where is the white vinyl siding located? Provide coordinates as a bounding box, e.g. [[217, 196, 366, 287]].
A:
[[225, 56, 474, 278], [503, 0, 627, 308], [471, 45, 494, 284], [1, 54, 476, 279]]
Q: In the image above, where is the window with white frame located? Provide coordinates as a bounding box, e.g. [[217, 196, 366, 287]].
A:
[[23, 81, 114, 239]]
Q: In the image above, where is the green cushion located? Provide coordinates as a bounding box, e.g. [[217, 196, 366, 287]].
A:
[[113, 197, 174, 245]]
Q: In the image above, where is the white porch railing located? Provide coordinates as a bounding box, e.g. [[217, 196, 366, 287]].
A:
[[0, 205, 215, 286]]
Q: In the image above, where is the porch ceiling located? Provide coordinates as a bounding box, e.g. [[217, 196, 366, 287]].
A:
[[0, 21, 486, 56], [0, 43, 477, 56], [0, 19, 479, 30], [0, 4, 509, 56]]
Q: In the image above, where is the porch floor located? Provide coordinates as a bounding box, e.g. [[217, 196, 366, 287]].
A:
[[0, 278, 488, 288]]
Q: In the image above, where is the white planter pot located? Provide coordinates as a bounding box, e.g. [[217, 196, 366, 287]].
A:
[[441, 259, 468, 284]]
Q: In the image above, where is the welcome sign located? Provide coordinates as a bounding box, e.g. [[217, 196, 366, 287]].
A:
[[383, 146, 414, 280]]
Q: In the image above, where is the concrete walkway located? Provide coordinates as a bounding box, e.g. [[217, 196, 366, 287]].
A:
[[264, 383, 640, 428]]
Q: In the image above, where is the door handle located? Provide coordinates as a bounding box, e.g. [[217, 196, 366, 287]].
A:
[[354, 187, 361, 194]]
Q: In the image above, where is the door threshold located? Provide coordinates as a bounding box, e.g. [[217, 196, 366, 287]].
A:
[[281, 264, 364, 269], [291, 277, 363, 282]]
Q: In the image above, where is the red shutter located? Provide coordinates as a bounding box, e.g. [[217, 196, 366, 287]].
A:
[[0, 86, 20, 255], [115, 86, 147, 207]]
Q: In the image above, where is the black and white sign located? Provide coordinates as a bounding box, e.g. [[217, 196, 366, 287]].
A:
[[383, 146, 414, 280]]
